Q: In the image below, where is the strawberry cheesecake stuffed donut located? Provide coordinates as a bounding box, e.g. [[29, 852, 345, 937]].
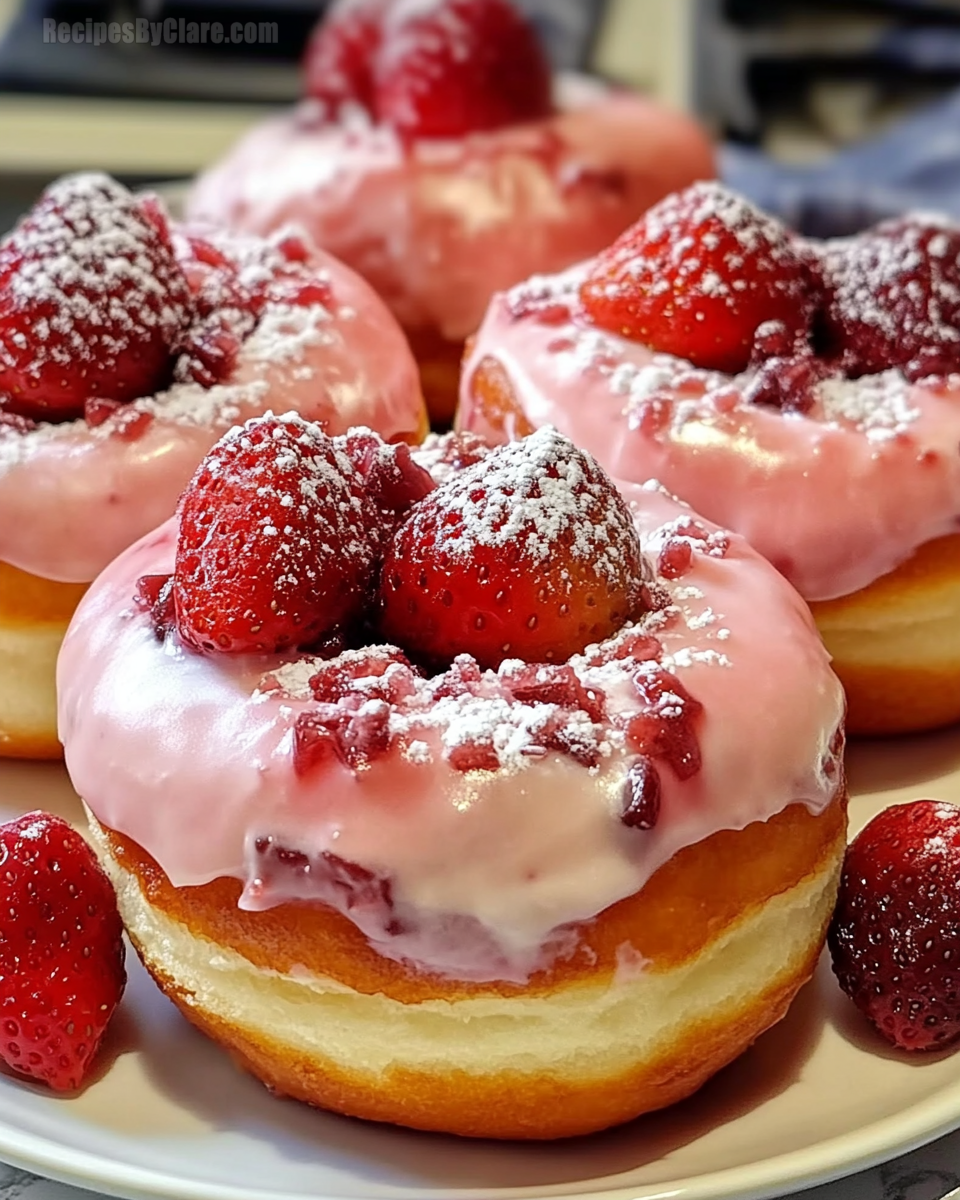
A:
[[59, 419, 846, 1139], [187, 0, 715, 424], [0, 172, 426, 758], [459, 181, 960, 736]]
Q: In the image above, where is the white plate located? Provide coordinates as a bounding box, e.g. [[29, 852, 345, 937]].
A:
[[0, 731, 959, 1200]]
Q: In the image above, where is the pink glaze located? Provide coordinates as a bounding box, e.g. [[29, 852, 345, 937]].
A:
[[0, 229, 424, 585], [58, 483, 843, 983], [459, 267, 960, 601], [187, 77, 715, 343]]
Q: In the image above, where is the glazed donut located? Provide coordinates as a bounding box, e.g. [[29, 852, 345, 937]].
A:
[[0, 172, 426, 758], [187, 0, 715, 425], [459, 182, 960, 736], [59, 422, 846, 1139]]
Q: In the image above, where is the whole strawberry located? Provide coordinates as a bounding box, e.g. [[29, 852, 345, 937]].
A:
[[0, 812, 126, 1091], [829, 799, 960, 1052], [374, 0, 553, 141], [379, 427, 646, 669], [0, 173, 191, 422], [580, 181, 819, 375], [303, 0, 386, 115], [820, 215, 960, 378], [174, 413, 382, 654]]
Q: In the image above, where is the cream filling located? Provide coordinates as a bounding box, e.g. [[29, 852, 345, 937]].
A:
[[90, 811, 842, 1081]]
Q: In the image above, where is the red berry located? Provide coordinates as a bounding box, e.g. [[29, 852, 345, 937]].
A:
[[379, 427, 646, 670], [820, 216, 960, 377], [580, 182, 819, 375], [829, 799, 960, 1052], [303, 0, 385, 116], [0, 812, 126, 1091], [339, 428, 435, 521], [620, 757, 662, 829], [374, 0, 553, 141], [624, 665, 703, 781], [0, 174, 190, 422], [174, 414, 380, 654]]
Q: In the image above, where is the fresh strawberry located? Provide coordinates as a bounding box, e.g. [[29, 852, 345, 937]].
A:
[[0, 811, 125, 1091], [819, 216, 960, 378], [338, 428, 435, 524], [379, 427, 646, 669], [580, 182, 819, 375], [0, 173, 190, 422], [303, 0, 385, 115], [174, 414, 381, 654], [374, 0, 553, 141], [829, 799, 960, 1052]]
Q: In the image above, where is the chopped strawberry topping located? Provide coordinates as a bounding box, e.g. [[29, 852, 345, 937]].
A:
[[829, 799, 960, 1052], [303, 0, 385, 116], [820, 216, 960, 377], [174, 414, 381, 654], [0, 174, 190, 422], [624, 665, 703, 781], [339, 428, 435, 524], [374, 0, 553, 141], [294, 697, 392, 773], [378, 428, 646, 670], [580, 182, 820, 375], [135, 572, 177, 639], [504, 662, 605, 724], [620, 757, 662, 829], [0, 812, 126, 1091], [410, 430, 491, 485]]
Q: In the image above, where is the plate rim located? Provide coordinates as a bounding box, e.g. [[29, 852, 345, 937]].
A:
[[0, 1072, 958, 1200]]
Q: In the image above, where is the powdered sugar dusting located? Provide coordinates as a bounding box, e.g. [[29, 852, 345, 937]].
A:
[[817, 370, 920, 440], [426, 426, 635, 582]]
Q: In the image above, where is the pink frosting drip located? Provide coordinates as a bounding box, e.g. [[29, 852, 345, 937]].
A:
[[459, 269, 960, 601], [58, 484, 843, 983], [186, 77, 715, 342], [0, 230, 424, 584]]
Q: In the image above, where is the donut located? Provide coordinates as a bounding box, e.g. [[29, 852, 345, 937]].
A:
[[0, 172, 426, 758], [187, 0, 715, 425], [458, 182, 960, 736], [59, 420, 847, 1139]]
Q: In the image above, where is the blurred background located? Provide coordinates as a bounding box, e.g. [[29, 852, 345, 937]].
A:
[[5, 0, 960, 230]]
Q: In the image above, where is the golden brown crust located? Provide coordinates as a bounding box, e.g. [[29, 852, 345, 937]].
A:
[[0, 562, 87, 626], [404, 327, 468, 427], [456, 353, 535, 438], [100, 791, 846, 1004], [127, 918, 827, 1140], [811, 534, 960, 736], [0, 563, 83, 758]]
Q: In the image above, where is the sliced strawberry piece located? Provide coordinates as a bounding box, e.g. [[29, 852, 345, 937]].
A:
[[303, 0, 386, 116], [0, 173, 190, 422], [829, 799, 960, 1052], [0, 811, 126, 1091], [338, 428, 435, 523], [374, 0, 553, 142], [580, 182, 820, 375], [174, 413, 381, 654], [379, 427, 646, 670], [819, 216, 960, 377]]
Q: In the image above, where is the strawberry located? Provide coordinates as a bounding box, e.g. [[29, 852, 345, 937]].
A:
[[379, 427, 646, 670], [580, 182, 819, 375], [0, 811, 126, 1091], [0, 173, 191, 422], [374, 0, 553, 142], [819, 216, 960, 378], [174, 414, 381, 654], [303, 0, 385, 116], [338, 428, 435, 524], [829, 799, 960, 1052]]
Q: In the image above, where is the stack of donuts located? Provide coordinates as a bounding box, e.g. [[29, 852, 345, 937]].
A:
[[6, 0, 959, 1143]]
